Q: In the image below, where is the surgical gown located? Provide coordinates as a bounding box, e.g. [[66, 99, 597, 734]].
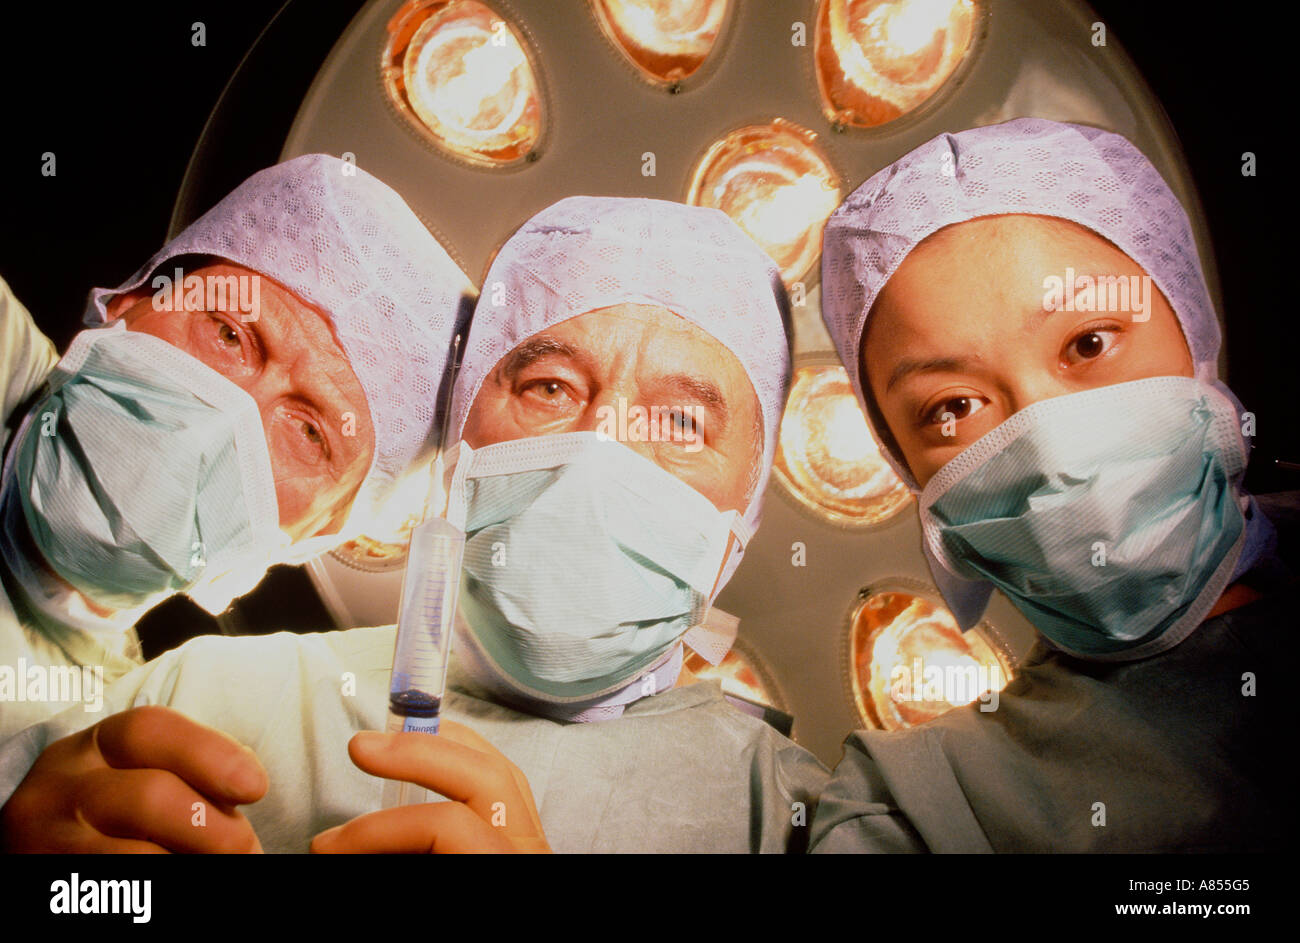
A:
[[810, 500, 1299, 853], [0, 623, 829, 852], [0, 277, 143, 739]]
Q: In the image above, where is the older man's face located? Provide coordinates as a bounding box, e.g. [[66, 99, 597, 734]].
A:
[[106, 262, 376, 541], [462, 303, 761, 515]]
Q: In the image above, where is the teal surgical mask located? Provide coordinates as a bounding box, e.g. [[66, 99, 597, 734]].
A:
[[444, 432, 749, 701], [919, 376, 1249, 660], [1, 323, 287, 615]]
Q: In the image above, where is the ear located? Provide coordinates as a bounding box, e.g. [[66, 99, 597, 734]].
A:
[[103, 286, 152, 322]]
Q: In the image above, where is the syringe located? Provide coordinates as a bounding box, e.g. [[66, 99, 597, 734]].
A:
[[381, 333, 465, 809], [381, 495, 465, 808]]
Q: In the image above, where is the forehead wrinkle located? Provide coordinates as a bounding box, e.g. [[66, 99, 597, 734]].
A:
[[258, 285, 367, 428]]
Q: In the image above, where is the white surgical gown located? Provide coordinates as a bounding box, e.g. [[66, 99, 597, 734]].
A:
[[0, 624, 829, 852]]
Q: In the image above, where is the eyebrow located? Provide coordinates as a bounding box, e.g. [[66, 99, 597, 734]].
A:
[[500, 335, 582, 379], [885, 355, 982, 393], [881, 268, 1147, 394], [652, 373, 730, 435], [1034, 270, 1145, 324]]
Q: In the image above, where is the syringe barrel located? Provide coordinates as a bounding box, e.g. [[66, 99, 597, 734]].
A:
[[388, 516, 465, 732]]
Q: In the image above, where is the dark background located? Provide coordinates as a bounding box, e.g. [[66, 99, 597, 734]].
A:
[[1, 1, 1290, 484], [0, 1, 1292, 650]]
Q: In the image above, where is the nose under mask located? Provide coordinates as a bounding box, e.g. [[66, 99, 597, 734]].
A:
[[443, 431, 750, 702], [919, 376, 1250, 660], [2, 322, 289, 616]]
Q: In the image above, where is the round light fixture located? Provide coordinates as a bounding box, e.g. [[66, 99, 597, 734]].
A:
[[847, 586, 1012, 730], [590, 0, 730, 86], [382, 0, 544, 165], [815, 0, 978, 128], [687, 119, 841, 288], [684, 638, 786, 711], [773, 362, 910, 526]]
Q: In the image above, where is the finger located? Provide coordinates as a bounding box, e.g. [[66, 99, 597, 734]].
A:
[[1, 814, 169, 855], [348, 731, 526, 829], [77, 767, 263, 854], [312, 803, 516, 854], [437, 721, 546, 837], [19, 821, 172, 855], [93, 706, 267, 806], [436, 719, 510, 756]]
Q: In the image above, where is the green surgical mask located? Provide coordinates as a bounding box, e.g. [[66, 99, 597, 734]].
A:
[[444, 432, 750, 701], [920, 377, 1249, 660], [2, 323, 286, 614]]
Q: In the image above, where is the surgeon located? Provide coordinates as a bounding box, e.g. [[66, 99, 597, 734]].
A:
[[810, 117, 1294, 852], [0, 196, 828, 854], [0, 154, 473, 739]]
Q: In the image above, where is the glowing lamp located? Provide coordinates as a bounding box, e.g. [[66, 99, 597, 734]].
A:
[[591, 0, 729, 85], [849, 590, 1011, 730], [774, 365, 909, 526], [687, 120, 840, 287], [383, 0, 543, 165], [816, 0, 977, 128]]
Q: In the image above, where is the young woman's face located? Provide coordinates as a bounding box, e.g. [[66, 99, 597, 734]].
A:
[[862, 215, 1196, 489]]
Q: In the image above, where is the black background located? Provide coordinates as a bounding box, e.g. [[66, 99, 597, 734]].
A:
[[4, 851, 1283, 926], [0, 1, 1292, 480]]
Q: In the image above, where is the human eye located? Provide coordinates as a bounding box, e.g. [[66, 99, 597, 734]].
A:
[[923, 394, 986, 427], [657, 407, 704, 447], [667, 407, 696, 433], [204, 313, 252, 362], [1063, 323, 1121, 366], [301, 419, 324, 448], [277, 406, 332, 464], [300, 417, 333, 462], [519, 378, 577, 410]]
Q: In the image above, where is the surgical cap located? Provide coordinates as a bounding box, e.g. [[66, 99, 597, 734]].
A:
[[449, 195, 792, 566], [88, 153, 474, 533], [821, 117, 1221, 493]]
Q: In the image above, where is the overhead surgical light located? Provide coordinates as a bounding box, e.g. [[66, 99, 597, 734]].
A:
[[774, 362, 909, 526], [847, 587, 1011, 730], [687, 120, 841, 288], [382, 0, 544, 165], [590, 0, 730, 86], [816, 0, 978, 128]]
